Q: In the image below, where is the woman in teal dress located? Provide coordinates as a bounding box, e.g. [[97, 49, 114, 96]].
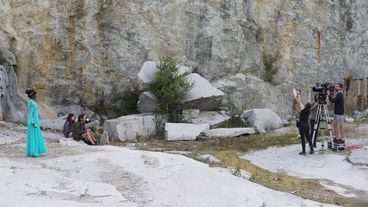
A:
[[26, 89, 47, 157]]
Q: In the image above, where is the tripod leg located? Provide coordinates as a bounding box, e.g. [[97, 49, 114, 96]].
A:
[[323, 105, 334, 148], [311, 105, 321, 147]]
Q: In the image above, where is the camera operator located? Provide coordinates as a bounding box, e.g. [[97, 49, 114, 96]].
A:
[[327, 83, 345, 143], [293, 89, 314, 155]]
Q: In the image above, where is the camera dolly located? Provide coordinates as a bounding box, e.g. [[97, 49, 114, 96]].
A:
[[328, 139, 346, 151]]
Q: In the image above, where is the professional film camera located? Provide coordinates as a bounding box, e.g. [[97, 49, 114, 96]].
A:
[[310, 82, 346, 151], [312, 83, 335, 104]]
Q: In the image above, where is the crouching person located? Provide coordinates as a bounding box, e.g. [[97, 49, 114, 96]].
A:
[[72, 114, 98, 145]]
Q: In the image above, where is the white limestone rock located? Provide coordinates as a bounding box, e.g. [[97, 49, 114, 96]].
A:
[[197, 154, 221, 163], [103, 113, 159, 141], [183, 73, 224, 110], [165, 123, 209, 141], [348, 147, 368, 165], [137, 91, 159, 113], [137, 61, 192, 91], [181, 109, 200, 122], [200, 128, 255, 139], [39, 115, 67, 131], [192, 111, 231, 128], [241, 109, 282, 131]]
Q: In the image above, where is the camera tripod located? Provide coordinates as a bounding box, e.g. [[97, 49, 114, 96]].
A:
[[311, 103, 346, 151]]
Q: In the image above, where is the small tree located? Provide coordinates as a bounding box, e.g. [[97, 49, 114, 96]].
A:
[[262, 51, 280, 84], [149, 56, 192, 122]]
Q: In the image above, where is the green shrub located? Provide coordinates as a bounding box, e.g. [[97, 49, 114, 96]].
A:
[[149, 56, 192, 122], [224, 95, 245, 117], [262, 51, 280, 84]]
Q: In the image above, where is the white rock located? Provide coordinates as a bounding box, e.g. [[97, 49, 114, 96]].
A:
[[182, 109, 200, 122], [192, 111, 231, 128], [200, 128, 255, 138], [39, 115, 67, 131], [349, 147, 368, 165], [178, 65, 192, 76], [241, 109, 282, 131], [137, 61, 157, 90], [165, 123, 209, 141], [345, 117, 354, 122], [103, 118, 121, 139], [137, 91, 159, 113], [197, 154, 221, 163], [100, 131, 109, 145], [137, 61, 192, 91], [103, 114, 159, 141], [184, 73, 225, 110]]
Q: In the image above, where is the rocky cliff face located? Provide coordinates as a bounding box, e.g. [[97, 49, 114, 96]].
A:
[[1, 0, 367, 117]]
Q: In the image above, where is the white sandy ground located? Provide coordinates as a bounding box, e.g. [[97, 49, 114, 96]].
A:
[[241, 139, 368, 199], [0, 122, 337, 207]]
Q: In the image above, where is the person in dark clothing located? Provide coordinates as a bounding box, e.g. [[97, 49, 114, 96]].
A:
[[293, 89, 314, 155], [63, 113, 75, 138], [327, 83, 345, 143], [72, 114, 97, 145]]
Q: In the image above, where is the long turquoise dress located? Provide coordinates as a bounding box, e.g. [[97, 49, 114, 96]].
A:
[[26, 100, 47, 157]]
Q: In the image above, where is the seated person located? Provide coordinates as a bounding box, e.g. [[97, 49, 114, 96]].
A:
[[72, 114, 98, 145], [63, 113, 75, 138]]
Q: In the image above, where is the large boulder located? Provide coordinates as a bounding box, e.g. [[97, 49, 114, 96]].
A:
[[191, 111, 231, 128], [39, 116, 67, 131], [165, 123, 209, 141], [103, 114, 159, 141], [199, 128, 255, 139], [137, 61, 157, 91], [183, 73, 224, 110], [212, 73, 293, 117], [240, 109, 282, 131], [137, 91, 159, 113], [137, 61, 192, 91]]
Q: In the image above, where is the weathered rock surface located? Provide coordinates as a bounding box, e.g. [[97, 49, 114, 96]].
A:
[[241, 109, 282, 131], [1, 1, 368, 115], [200, 128, 255, 139], [137, 61, 158, 91], [137, 61, 192, 91], [181, 109, 200, 122], [103, 114, 159, 141], [212, 73, 292, 117], [39, 116, 67, 131], [54, 105, 83, 117], [0, 50, 27, 122], [191, 111, 231, 128], [165, 123, 209, 141], [137, 91, 159, 113], [100, 130, 109, 145], [348, 147, 368, 165], [184, 73, 224, 110], [197, 154, 221, 163]]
